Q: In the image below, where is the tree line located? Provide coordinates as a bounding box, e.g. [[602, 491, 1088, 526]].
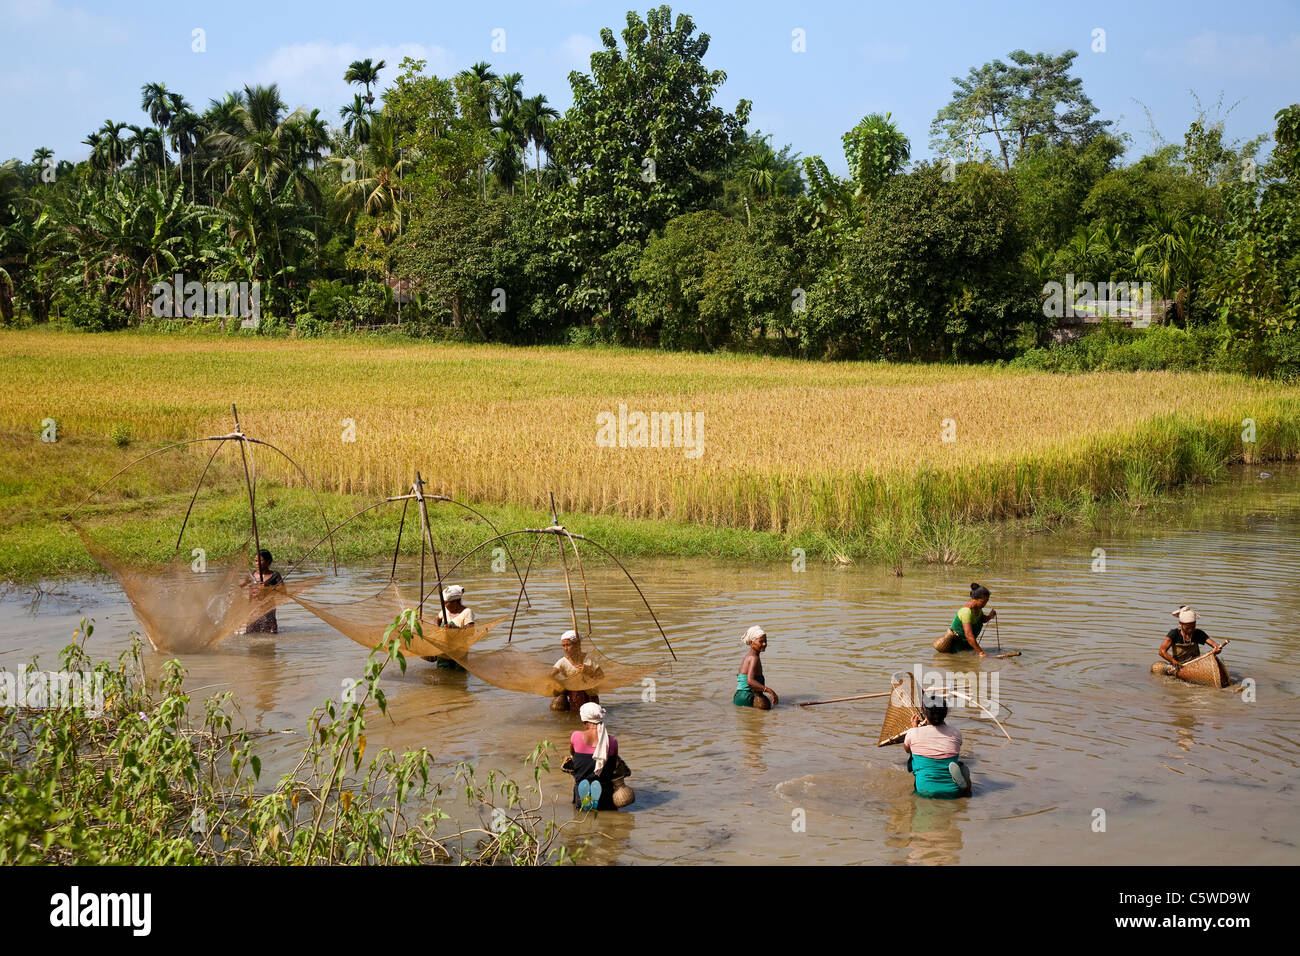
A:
[[1, 5, 1297, 374]]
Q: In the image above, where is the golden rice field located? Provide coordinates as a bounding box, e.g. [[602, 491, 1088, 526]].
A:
[[3, 329, 1299, 536]]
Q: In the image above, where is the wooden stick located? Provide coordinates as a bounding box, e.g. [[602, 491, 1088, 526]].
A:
[[992, 651, 1021, 659], [995, 616, 1001, 651], [799, 691, 892, 707]]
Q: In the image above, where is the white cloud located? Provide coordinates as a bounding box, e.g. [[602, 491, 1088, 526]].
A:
[[558, 33, 599, 74], [1144, 31, 1300, 78], [247, 40, 456, 113]]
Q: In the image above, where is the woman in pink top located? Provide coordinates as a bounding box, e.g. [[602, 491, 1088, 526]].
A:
[[902, 697, 971, 798], [570, 702, 619, 810]]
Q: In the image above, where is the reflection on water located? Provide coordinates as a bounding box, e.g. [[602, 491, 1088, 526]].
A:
[[3, 466, 1299, 865]]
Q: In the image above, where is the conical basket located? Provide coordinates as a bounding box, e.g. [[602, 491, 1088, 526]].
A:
[[878, 671, 926, 746]]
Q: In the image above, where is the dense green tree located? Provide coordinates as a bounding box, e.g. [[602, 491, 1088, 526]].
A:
[[543, 5, 750, 325]]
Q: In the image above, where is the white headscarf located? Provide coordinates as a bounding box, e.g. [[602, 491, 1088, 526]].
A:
[[561, 629, 579, 645], [442, 585, 464, 603], [743, 625, 766, 647], [579, 702, 609, 773]]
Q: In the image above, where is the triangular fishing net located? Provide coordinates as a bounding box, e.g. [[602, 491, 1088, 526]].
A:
[[452, 641, 665, 697], [293, 583, 505, 659], [878, 671, 926, 746], [77, 528, 318, 653]]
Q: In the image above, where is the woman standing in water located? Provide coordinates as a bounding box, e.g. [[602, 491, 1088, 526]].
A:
[[933, 583, 995, 657], [734, 626, 778, 709]]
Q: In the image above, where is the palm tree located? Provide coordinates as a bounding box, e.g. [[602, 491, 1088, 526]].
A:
[[168, 100, 201, 200], [492, 108, 527, 194], [205, 84, 308, 189], [97, 121, 129, 176], [140, 82, 176, 171], [520, 94, 558, 187], [339, 94, 372, 146], [81, 132, 105, 177], [297, 108, 330, 171], [494, 72, 524, 117], [488, 129, 523, 194], [344, 58, 386, 107], [456, 62, 498, 126]]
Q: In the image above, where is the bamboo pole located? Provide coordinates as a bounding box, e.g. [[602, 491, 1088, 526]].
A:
[[799, 691, 892, 708]]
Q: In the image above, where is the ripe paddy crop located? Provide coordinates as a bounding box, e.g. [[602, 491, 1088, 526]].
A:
[[2, 329, 1298, 577]]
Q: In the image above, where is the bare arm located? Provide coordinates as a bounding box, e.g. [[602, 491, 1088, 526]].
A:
[[1157, 636, 1179, 666], [962, 619, 987, 658], [743, 655, 778, 705]]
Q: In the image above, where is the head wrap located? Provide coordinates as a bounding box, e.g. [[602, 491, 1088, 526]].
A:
[[442, 584, 464, 603], [579, 702, 610, 774], [1173, 606, 1198, 624], [743, 625, 766, 647], [560, 629, 579, 645]]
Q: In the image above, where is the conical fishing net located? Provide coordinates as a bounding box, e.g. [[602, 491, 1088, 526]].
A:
[[78, 528, 318, 653], [293, 584, 505, 659], [878, 671, 926, 746], [452, 641, 665, 697]]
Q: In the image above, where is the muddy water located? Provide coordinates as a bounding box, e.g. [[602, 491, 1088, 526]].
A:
[[4, 466, 1298, 865]]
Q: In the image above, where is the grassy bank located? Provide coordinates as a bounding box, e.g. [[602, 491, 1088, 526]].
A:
[[2, 328, 1298, 580]]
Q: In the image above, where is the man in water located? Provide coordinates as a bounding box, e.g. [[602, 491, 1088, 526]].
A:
[[550, 629, 603, 711], [734, 625, 778, 709], [1153, 606, 1223, 675], [240, 549, 283, 634]]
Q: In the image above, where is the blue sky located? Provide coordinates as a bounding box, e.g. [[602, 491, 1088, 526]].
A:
[[3, 0, 1298, 172]]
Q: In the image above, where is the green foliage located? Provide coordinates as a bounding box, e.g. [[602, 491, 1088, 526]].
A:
[[931, 49, 1109, 169], [0, 617, 582, 865], [109, 423, 131, 447], [543, 5, 750, 324], [842, 112, 911, 198], [799, 161, 1039, 360], [631, 210, 744, 350]]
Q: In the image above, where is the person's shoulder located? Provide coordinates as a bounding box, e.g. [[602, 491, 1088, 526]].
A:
[[1165, 628, 1181, 639], [957, 606, 972, 619], [569, 730, 584, 747]]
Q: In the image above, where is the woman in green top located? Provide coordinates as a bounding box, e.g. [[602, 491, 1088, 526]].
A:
[[933, 583, 996, 657]]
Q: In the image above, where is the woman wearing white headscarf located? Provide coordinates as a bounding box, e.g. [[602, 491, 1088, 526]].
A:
[[570, 702, 619, 810], [425, 584, 474, 670], [734, 625, 778, 709]]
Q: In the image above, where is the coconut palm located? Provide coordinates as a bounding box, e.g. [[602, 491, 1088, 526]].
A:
[[205, 84, 309, 189], [339, 94, 372, 147]]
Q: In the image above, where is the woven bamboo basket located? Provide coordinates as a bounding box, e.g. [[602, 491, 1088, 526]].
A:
[[1176, 648, 1230, 688], [877, 672, 926, 746]]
